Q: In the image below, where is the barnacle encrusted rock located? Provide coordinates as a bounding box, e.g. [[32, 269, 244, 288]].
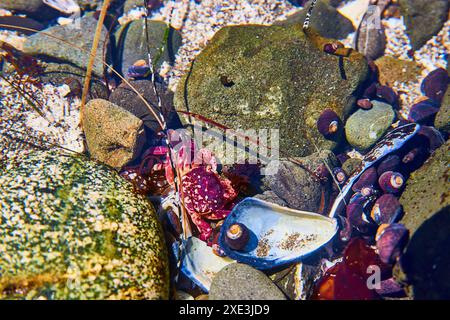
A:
[[396, 140, 450, 299], [0, 151, 169, 300], [175, 24, 369, 157]]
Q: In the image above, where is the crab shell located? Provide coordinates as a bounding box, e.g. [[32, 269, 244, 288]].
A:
[[181, 166, 237, 216]]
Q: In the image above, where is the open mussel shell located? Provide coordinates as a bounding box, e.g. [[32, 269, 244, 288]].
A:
[[218, 198, 338, 270], [329, 123, 420, 218], [180, 237, 235, 292]]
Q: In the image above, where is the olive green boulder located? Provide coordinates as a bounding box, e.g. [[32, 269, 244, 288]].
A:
[[345, 100, 395, 150], [0, 151, 169, 299], [175, 24, 369, 158], [396, 141, 450, 299]]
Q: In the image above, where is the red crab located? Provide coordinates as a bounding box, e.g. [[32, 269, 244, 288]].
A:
[[181, 165, 237, 243], [120, 133, 238, 243]]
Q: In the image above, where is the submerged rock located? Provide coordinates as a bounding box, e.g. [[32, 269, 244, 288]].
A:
[[397, 141, 450, 299], [0, 0, 59, 20], [278, 0, 355, 40], [23, 15, 110, 77], [115, 19, 182, 77], [262, 150, 338, 212], [109, 80, 182, 138], [209, 263, 286, 300], [399, 0, 449, 51], [82, 99, 146, 169], [0, 150, 169, 299], [345, 100, 395, 150], [374, 56, 423, 87], [175, 24, 369, 157], [40, 62, 108, 101]]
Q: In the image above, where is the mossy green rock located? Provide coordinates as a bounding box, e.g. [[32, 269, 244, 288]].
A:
[[0, 151, 169, 299], [345, 100, 395, 150], [434, 89, 450, 134], [396, 141, 450, 299], [175, 24, 369, 157], [115, 19, 182, 76]]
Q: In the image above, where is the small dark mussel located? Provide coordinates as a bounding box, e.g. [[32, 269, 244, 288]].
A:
[[363, 82, 378, 100], [317, 109, 342, 139], [371, 194, 402, 225], [375, 223, 409, 265], [397, 125, 444, 172], [421, 68, 450, 103], [408, 98, 440, 125], [224, 223, 250, 251], [376, 85, 398, 107], [376, 154, 400, 176], [332, 167, 347, 185], [346, 193, 376, 234], [417, 125, 445, 153], [378, 171, 404, 194], [352, 167, 378, 192], [128, 59, 151, 79]]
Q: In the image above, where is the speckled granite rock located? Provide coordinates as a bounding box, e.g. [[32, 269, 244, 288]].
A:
[[23, 15, 110, 77], [175, 24, 369, 157], [399, 0, 449, 51], [0, 150, 169, 299], [396, 141, 450, 299], [209, 263, 286, 300], [82, 99, 146, 169], [345, 100, 395, 150]]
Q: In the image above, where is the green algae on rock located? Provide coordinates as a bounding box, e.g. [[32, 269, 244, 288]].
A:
[[396, 141, 450, 299], [175, 24, 369, 158], [0, 151, 169, 299], [434, 89, 450, 134]]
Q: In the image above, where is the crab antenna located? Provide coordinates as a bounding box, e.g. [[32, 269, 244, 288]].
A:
[[303, 0, 318, 30], [143, 0, 190, 281]]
